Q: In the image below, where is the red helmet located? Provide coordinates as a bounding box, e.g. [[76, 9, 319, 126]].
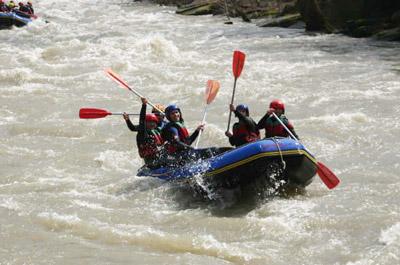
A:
[[145, 114, 158, 123], [269, 99, 285, 113], [18, 2, 23, 6]]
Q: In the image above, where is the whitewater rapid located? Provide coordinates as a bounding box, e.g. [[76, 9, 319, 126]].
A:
[[1, 0, 400, 264]]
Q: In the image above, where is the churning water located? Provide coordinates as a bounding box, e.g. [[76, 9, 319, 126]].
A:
[[1, 0, 400, 264]]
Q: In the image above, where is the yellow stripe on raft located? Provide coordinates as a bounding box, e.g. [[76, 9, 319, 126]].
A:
[[205, 149, 317, 177]]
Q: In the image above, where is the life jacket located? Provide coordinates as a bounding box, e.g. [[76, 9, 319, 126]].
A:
[[19, 5, 30, 13], [138, 129, 163, 158], [27, 6, 33, 14], [263, 115, 293, 138], [232, 123, 260, 145], [163, 121, 190, 153]]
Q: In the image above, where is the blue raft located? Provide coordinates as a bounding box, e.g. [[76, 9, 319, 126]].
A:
[[0, 12, 32, 29], [137, 137, 317, 192]]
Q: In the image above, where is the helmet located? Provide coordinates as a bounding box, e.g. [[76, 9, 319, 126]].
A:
[[269, 99, 285, 113], [18, 2, 23, 6], [165, 104, 182, 121], [152, 104, 165, 113], [236, 104, 249, 116], [145, 114, 159, 123]]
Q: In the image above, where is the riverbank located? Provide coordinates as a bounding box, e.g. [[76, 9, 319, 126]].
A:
[[149, 0, 400, 41]]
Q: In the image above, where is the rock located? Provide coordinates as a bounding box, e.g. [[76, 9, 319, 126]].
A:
[[297, 0, 333, 32], [374, 27, 400, 41], [176, 1, 221, 16], [280, 2, 298, 16], [343, 18, 383, 38], [234, 6, 251, 22], [256, 13, 302, 28]]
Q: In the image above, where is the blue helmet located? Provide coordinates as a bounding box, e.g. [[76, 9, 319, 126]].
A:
[[165, 104, 182, 121], [236, 104, 249, 116]]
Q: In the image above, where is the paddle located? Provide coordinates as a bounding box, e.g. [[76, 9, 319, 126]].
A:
[[104, 68, 164, 114], [226, 50, 246, 133], [271, 112, 340, 189], [79, 108, 139, 119], [195, 80, 220, 148]]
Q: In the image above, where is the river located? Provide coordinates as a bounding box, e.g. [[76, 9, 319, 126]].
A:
[[1, 1, 400, 264]]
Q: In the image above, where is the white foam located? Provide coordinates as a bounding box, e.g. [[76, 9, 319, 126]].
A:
[[379, 222, 400, 246], [72, 200, 111, 211], [94, 150, 139, 173], [0, 197, 21, 211]]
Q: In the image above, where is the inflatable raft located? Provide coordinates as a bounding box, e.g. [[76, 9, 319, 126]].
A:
[[0, 12, 33, 29], [137, 137, 317, 193]]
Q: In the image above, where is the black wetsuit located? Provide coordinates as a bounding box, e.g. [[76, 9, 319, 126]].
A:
[[26, 5, 33, 14], [228, 110, 260, 147], [134, 104, 165, 169], [256, 113, 299, 140]]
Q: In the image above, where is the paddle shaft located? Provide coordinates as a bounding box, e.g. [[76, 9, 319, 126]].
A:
[[110, 113, 139, 116], [106, 69, 164, 114], [124, 86, 163, 114], [195, 104, 209, 148], [226, 77, 238, 132], [271, 112, 299, 142]]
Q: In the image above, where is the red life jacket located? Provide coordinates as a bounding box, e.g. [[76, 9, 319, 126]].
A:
[[232, 123, 260, 144], [263, 116, 293, 138], [138, 129, 164, 158], [164, 122, 190, 153]]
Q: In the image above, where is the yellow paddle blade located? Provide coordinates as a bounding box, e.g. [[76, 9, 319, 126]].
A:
[[205, 80, 220, 104]]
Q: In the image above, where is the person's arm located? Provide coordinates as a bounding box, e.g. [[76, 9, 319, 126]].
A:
[[187, 124, 204, 145], [135, 98, 149, 145], [138, 98, 149, 138], [167, 127, 193, 151], [286, 120, 300, 140], [225, 124, 240, 147], [257, 113, 269, 130], [228, 135, 238, 146], [188, 130, 199, 145], [279, 116, 300, 140], [234, 110, 257, 132], [124, 118, 139, 132]]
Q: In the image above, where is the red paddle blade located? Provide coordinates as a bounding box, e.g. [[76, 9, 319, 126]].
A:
[[232, 50, 246, 78], [316, 162, 340, 189], [205, 80, 220, 104], [79, 108, 111, 119], [105, 68, 132, 91]]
